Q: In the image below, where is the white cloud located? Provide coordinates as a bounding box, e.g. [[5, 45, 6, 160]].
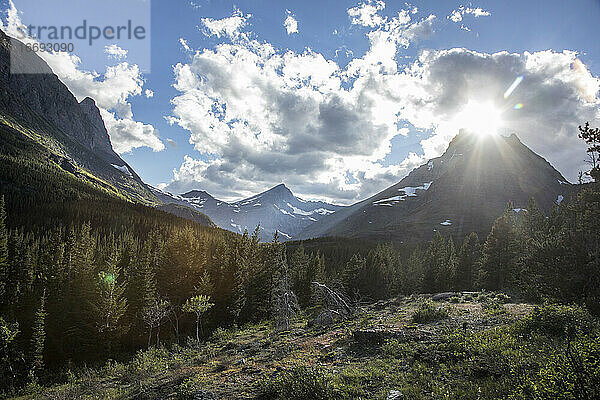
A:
[[104, 44, 128, 60], [448, 6, 491, 27], [145, 89, 154, 98], [348, 0, 386, 28], [284, 11, 298, 35], [165, 7, 599, 203], [179, 37, 192, 52], [201, 8, 250, 39], [0, 1, 163, 154]]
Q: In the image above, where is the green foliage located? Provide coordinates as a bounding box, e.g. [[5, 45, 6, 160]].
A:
[[176, 374, 208, 400], [411, 299, 449, 323], [29, 292, 47, 378], [259, 365, 342, 400], [515, 304, 596, 338], [182, 295, 214, 341], [578, 121, 600, 180], [512, 335, 600, 400], [479, 209, 522, 290]]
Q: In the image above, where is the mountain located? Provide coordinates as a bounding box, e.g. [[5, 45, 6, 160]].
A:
[[156, 203, 215, 227], [298, 130, 577, 242], [150, 183, 344, 240], [0, 28, 157, 205]]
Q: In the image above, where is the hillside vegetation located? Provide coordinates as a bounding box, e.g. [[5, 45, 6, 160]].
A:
[[15, 297, 600, 399]]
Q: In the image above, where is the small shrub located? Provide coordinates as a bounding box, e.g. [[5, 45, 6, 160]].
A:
[[119, 347, 170, 383], [210, 327, 235, 343], [515, 304, 596, 338], [411, 300, 449, 323], [512, 334, 600, 399], [176, 375, 209, 400], [482, 299, 506, 317], [494, 293, 511, 303], [258, 365, 342, 400]]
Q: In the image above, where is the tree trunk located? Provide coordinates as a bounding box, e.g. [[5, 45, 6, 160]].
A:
[[196, 315, 200, 342], [156, 324, 160, 347], [147, 327, 152, 349]]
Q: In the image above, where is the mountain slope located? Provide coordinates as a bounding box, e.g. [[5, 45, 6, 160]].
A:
[[298, 131, 576, 242], [0, 28, 156, 205], [151, 184, 343, 240]]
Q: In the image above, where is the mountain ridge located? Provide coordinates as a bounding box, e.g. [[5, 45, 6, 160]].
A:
[[297, 130, 577, 242], [151, 183, 344, 240], [0, 28, 157, 205]]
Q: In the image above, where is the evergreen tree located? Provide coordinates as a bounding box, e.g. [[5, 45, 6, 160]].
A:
[[456, 232, 480, 290], [272, 253, 299, 332], [92, 251, 128, 352], [422, 232, 447, 293], [342, 253, 367, 301], [578, 122, 600, 181], [29, 291, 46, 379], [479, 211, 521, 290], [289, 244, 311, 308], [0, 197, 7, 302]]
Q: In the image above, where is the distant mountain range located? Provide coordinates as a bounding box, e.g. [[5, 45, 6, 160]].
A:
[[0, 28, 580, 243], [150, 184, 343, 240]]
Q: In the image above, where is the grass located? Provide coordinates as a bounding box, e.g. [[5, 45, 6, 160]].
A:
[[411, 299, 449, 323], [16, 295, 600, 400]]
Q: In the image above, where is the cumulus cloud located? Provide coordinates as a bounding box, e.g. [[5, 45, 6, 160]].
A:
[[164, 4, 599, 204], [284, 10, 298, 35], [145, 89, 154, 98], [448, 6, 491, 28], [0, 1, 163, 153], [104, 44, 128, 60], [348, 0, 386, 28], [200, 8, 250, 39]]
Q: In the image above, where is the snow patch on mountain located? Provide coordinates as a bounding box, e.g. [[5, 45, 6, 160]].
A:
[[111, 164, 132, 176]]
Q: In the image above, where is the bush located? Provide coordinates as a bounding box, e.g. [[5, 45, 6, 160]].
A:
[[482, 299, 506, 317], [512, 335, 600, 399], [515, 304, 596, 338], [177, 375, 210, 400], [258, 365, 342, 400], [411, 300, 449, 323], [119, 347, 170, 383]]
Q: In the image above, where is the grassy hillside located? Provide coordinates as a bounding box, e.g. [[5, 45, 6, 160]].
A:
[[18, 294, 599, 399]]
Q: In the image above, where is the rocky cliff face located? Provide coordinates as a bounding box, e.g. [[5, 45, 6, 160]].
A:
[[0, 28, 154, 203], [298, 131, 577, 242]]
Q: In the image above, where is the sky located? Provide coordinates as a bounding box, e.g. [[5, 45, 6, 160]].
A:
[[1, 0, 600, 204]]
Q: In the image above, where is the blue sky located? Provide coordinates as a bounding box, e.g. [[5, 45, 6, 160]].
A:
[[2, 0, 600, 203]]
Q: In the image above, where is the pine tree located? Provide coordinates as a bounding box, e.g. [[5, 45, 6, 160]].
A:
[[272, 252, 299, 332], [578, 122, 600, 181], [422, 232, 447, 293], [29, 291, 46, 379], [479, 212, 521, 290], [289, 244, 311, 308], [0, 197, 8, 303], [342, 253, 366, 301], [456, 232, 480, 290], [92, 251, 128, 352]]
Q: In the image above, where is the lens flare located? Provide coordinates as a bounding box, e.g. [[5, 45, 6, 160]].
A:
[[453, 101, 503, 136], [504, 75, 524, 99], [513, 103, 524, 110]]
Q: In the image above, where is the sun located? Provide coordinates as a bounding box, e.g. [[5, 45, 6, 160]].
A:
[[452, 101, 503, 136]]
